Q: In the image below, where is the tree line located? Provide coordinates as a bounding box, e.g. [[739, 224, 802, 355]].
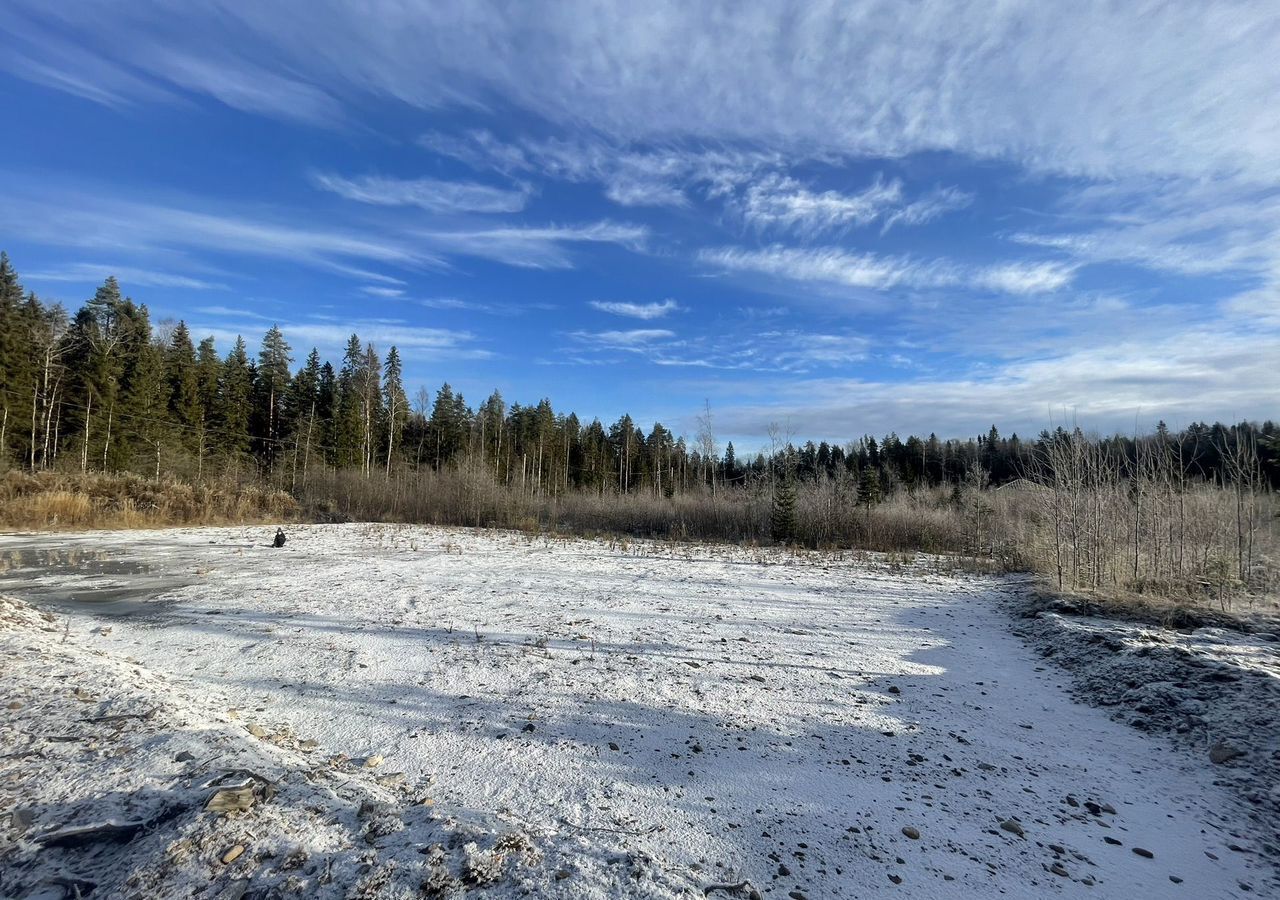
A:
[[2, 252, 1277, 499]]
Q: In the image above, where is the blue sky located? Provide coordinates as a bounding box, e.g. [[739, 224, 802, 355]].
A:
[[2, 2, 1277, 449]]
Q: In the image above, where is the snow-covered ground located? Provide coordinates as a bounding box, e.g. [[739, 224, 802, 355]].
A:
[[1, 524, 1275, 898]]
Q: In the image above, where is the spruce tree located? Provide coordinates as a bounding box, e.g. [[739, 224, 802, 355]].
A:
[[771, 477, 798, 544], [116, 303, 167, 472], [334, 334, 365, 468], [0, 254, 31, 465], [313, 362, 335, 464], [428, 383, 460, 470], [192, 336, 221, 475], [167, 322, 200, 434], [254, 325, 293, 470], [284, 348, 322, 483], [858, 466, 881, 508], [65, 278, 128, 471], [358, 342, 381, 475], [219, 337, 253, 463], [382, 346, 407, 474]]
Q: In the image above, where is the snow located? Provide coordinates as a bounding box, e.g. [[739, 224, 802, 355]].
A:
[[2, 524, 1275, 898]]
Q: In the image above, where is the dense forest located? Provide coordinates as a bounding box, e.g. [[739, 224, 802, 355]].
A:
[[2, 252, 1277, 496]]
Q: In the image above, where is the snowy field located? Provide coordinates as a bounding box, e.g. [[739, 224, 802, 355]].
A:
[[1, 524, 1275, 899]]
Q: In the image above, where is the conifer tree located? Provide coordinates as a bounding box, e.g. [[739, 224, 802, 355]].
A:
[[316, 361, 338, 467], [0, 252, 27, 463], [117, 303, 167, 472], [65, 278, 129, 471], [858, 465, 881, 507], [219, 337, 253, 463], [284, 348, 322, 483], [359, 342, 381, 476], [334, 334, 365, 468], [382, 346, 407, 474], [193, 336, 221, 476], [254, 325, 293, 470], [428, 383, 463, 470], [770, 476, 798, 544], [166, 322, 200, 436]]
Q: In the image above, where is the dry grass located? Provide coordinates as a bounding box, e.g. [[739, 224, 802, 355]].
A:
[[298, 468, 978, 554], [0, 470, 297, 531], [4, 463, 1274, 615]]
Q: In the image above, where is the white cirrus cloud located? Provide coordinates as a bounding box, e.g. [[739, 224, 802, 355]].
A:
[[417, 221, 648, 269], [421, 130, 777, 209], [708, 326, 1280, 443], [880, 186, 974, 233], [312, 171, 530, 214], [569, 328, 675, 349], [6, 2, 1277, 184], [25, 263, 227, 291], [699, 246, 1074, 295], [736, 173, 973, 237], [589, 298, 682, 320], [740, 174, 901, 233]]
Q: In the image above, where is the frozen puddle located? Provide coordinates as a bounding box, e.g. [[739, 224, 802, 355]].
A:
[[1, 524, 1271, 898]]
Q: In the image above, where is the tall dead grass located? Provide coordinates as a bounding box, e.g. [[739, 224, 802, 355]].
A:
[[4, 462, 1273, 613], [0, 470, 297, 530], [298, 466, 1275, 611], [298, 468, 976, 554]]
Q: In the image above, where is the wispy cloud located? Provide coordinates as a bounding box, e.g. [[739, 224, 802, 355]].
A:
[[711, 326, 1280, 442], [194, 305, 273, 321], [8, 3, 1277, 184], [972, 262, 1078, 295], [700, 246, 1074, 295], [25, 263, 227, 291], [589, 298, 681, 320], [735, 173, 972, 237], [5, 179, 649, 279], [5, 184, 439, 278], [421, 130, 775, 209], [312, 171, 530, 214], [570, 328, 675, 349], [1009, 179, 1280, 281], [418, 221, 647, 269], [361, 285, 405, 298], [881, 186, 973, 233], [189, 315, 490, 361]]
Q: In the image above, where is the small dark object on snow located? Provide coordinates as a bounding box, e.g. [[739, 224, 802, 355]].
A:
[[272, 528, 287, 548]]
